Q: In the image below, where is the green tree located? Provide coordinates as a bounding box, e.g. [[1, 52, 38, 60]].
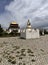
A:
[[0, 24, 4, 36]]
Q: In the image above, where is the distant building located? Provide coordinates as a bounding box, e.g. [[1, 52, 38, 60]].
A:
[[20, 20, 40, 39], [7, 21, 20, 34]]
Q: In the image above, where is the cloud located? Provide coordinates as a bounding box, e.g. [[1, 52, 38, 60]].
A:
[[0, 11, 15, 28], [0, 0, 48, 28]]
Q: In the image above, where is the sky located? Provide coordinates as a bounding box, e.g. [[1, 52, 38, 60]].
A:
[[0, 0, 48, 29]]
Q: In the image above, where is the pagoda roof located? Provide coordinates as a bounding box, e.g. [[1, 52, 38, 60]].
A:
[[11, 21, 17, 24], [8, 24, 20, 29]]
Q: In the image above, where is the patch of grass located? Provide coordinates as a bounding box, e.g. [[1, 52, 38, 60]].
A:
[[31, 59, 36, 62], [40, 49, 44, 52], [16, 55, 19, 57], [19, 56, 23, 60], [23, 63, 26, 65], [16, 51, 20, 54], [0, 58, 2, 63], [21, 49, 26, 53], [8, 55, 16, 64], [19, 62, 22, 65], [29, 54, 35, 57], [13, 46, 20, 50], [10, 51, 14, 53], [21, 53, 26, 56], [27, 49, 33, 53], [8, 55, 15, 59], [11, 60, 16, 64], [8, 59, 16, 64], [8, 58, 12, 62]]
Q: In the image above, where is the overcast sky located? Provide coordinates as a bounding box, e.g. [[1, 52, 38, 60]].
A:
[[0, 0, 48, 28]]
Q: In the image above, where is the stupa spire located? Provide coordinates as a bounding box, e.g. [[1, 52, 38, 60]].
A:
[[26, 19, 32, 29]]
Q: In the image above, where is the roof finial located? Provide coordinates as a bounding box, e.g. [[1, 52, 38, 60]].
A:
[[27, 19, 31, 25]]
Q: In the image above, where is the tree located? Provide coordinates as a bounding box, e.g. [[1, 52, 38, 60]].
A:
[[0, 24, 4, 36]]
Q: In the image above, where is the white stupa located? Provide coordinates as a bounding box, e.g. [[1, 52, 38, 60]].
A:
[[20, 20, 40, 39]]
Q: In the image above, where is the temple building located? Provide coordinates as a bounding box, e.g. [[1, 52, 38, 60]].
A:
[[20, 20, 40, 39], [7, 21, 20, 34]]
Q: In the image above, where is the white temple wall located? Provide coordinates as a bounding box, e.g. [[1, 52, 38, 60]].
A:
[[20, 29, 40, 39], [20, 30, 26, 38], [26, 30, 32, 39], [31, 29, 40, 38]]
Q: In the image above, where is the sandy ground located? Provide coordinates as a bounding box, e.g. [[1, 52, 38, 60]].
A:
[[0, 35, 48, 65]]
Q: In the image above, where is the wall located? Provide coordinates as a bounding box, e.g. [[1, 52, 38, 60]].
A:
[[20, 29, 40, 39]]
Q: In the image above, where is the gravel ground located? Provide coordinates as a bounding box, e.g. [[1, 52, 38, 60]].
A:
[[0, 35, 48, 65]]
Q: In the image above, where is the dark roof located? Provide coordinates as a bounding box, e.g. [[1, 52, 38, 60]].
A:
[[9, 24, 20, 29]]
